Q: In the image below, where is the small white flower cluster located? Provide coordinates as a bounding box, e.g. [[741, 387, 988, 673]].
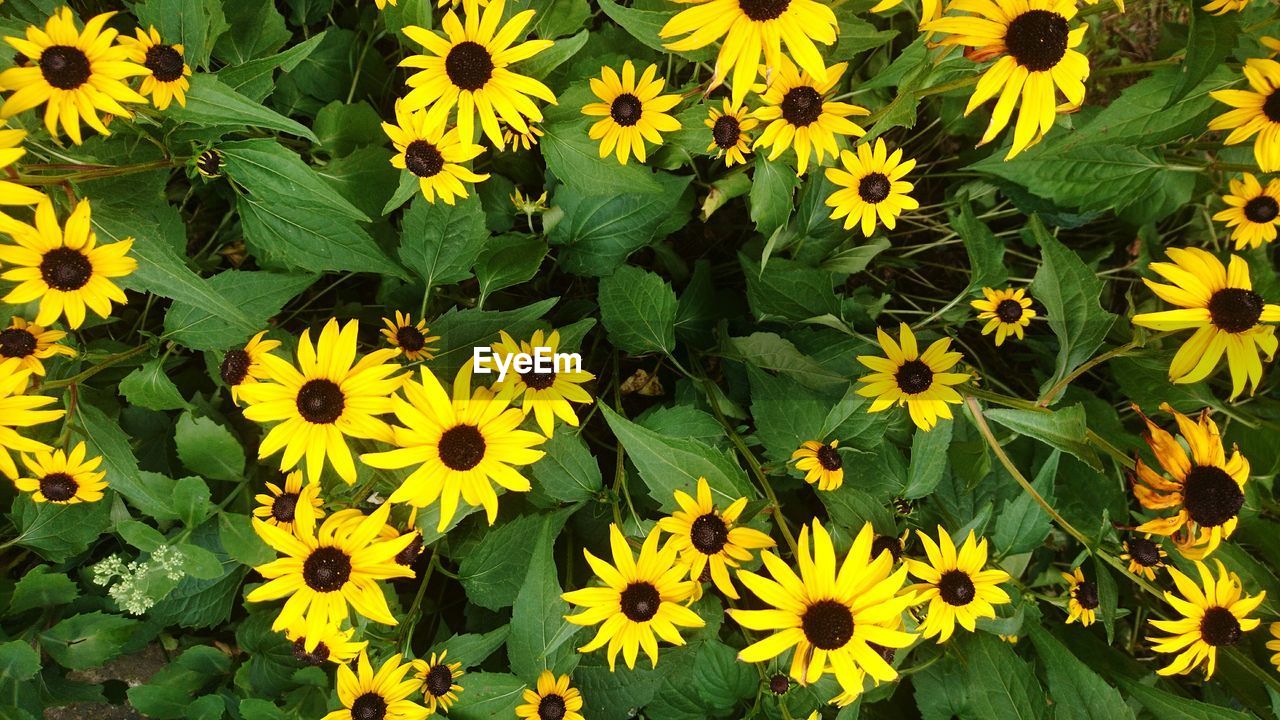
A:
[[151, 545, 186, 581], [91, 546, 188, 615]]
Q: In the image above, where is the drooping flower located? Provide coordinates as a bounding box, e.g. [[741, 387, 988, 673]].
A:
[[285, 622, 367, 666]]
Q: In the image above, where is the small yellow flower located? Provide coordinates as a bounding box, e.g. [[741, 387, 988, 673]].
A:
[[791, 439, 843, 491], [516, 671, 584, 720], [1120, 534, 1166, 581], [118, 26, 191, 110], [704, 99, 757, 167], [856, 323, 968, 431], [0, 317, 75, 376], [656, 477, 775, 599], [1148, 559, 1264, 678], [1060, 567, 1098, 627], [583, 61, 682, 165], [971, 287, 1036, 346], [381, 311, 439, 362], [252, 471, 324, 532], [1213, 173, 1280, 250], [324, 651, 428, 720], [825, 139, 918, 236], [14, 441, 106, 504], [905, 527, 1011, 642], [412, 651, 464, 715]]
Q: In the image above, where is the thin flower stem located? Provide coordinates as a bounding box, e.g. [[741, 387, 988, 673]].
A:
[[398, 549, 437, 654], [15, 158, 178, 185], [42, 344, 153, 390], [1037, 334, 1167, 406]]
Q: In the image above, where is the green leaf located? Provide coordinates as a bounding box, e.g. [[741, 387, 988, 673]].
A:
[[596, 0, 712, 62], [133, 0, 229, 68], [1119, 679, 1254, 720], [529, 430, 604, 503], [508, 511, 580, 679], [398, 194, 489, 289], [0, 640, 40, 682], [1167, 9, 1238, 107], [993, 451, 1058, 555], [173, 476, 214, 528], [174, 411, 245, 481], [598, 265, 678, 356], [539, 102, 664, 196], [218, 513, 275, 567], [9, 566, 78, 614], [236, 192, 405, 278], [440, 626, 512, 669], [954, 200, 1008, 292], [741, 255, 840, 322], [903, 421, 952, 499], [9, 495, 111, 562], [163, 270, 316, 352], [313, 100, 387, 156], [221, 139, 367, 220], [958, 632, 1047, 720], [821, 238, 891, 274], [218, 31, 327, 99], [550, 174, 691, 276], [750, 155, 798, 239], [523, 28, 589, 78], [691, 641, 756, 714], [1092, 553, 1119, 644], [117, 519, 168, 552], [167, 75, 318, 141], [1027, 625, 1134, 720], [722, 332, 846, 389], [475, 234, 547, 304], [448, 672, 527, 720], [985, 405, 1102, 471], [213, 2, 289, 64], [78, 403, 178, 520], [120, 357, 190, 412], [40, 613, 142, 671], [458, 510, 575, 611]]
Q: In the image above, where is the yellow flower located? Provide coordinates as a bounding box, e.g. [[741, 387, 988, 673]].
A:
[[0, 317, 75, 376], [752, 58, 867, 175], [1212, 173, 1280, 250], [563, 524, 705, 670], [516, 671, 584, 720], [1130, 248, 1280, 398], [1130, 403, 1248, 560], [791, 439, 844, 491], [238, 319, 406, 485], [220, 331, 282, 405], [905, 527, 1011, 642], [856, 323, 968, 431], [0, 197, 136, 329], [0, 358, 64, 479], [971, 287, 1037, 346], [656, 477, 775, 600], [1059, 567, 1098, 627], [705, 98, 757, 167], [583, 61, 682, 165], [253, 471, 324, 532], [14, 441, 105, 504], [510, 188, 549, 215], [1203, 0, 1250, 13], [247, 501, 417, 641], [486, 329, 594, 437], [400, 0, 556, 148], [383, 99, 488, 205], [284, 622, 367, 665], [381, 311, 439, 362], [323, 651, 429, 720], [1148, 559, 1264, 678], [1120, 534, 1166, 581], [361, 364, 547, 531], [412, 651, 464, 715], [1210, 59, 1280, 172], [924, 0, 1089, 159], [1268, 623, 1280, 672], [118, 26, 190, 110], [0, 8, 147, 143], [659, 0, 837, 107], [728, 520, 917, 704], [824, 138, 918, 236], [374, 0, 398, 7], [0, 122, 45, 211]]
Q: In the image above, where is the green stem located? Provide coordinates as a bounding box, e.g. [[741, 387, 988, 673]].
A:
[[43, 344, 152, 390], [16, 158, 178, 185]]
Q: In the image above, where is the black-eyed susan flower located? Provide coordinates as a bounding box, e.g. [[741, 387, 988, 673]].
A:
[[1121, 534, 1166, 581], [0, 197, 136, 329], [656, 477, 775, 600], [1131, 403, 1248, 560], [0, 8, 146, 144], [503, 122, 543, 150], [824, 138, 917, 236], [752, 58, 867, 175], [220, 331, 281, 405], [253, 472, 324, 532], [195, 148, 223, 178], [0, 317, 75, 376], [1130, 248, 1280, 399], [118, 26, 190, 110], [563, 524, 704, 670], [517, 671, 584, 720], [239, 319, 405, 485], [323, 651, 429, 720], [14, 441, 105, 504], [791, 439, 844, 491], [705, 98, 757, 167], [0, 123, 45, 212], [383, 100, 488, 205], [412, 651, 463, 715], [659, 0, 838, 107], [285, 623, 366, 665], [924, 0, 1089, 159], [0, 358, 64, 479], [361, 365, 546, 531], [583, 61, 682, 165], [381, 311, 439, 362], [1268, 623, 1280, 671], [248, 501, 417, 641], [856, 323, 968, 432], [1210, 59, 1280, 172], [905, 527, 1011, 642], [487, 329, 594, 437], [400, 0, 556, 148], [729, 521, 917, 702], [971, 287, 1037, 346], [1203, 0, 1250, 14], [1213, 173, 1280, 250], [1148, 559, 1264, 678], [1060, 567, 1098, 627]]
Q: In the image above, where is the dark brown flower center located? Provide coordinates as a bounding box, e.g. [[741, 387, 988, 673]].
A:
[[1200, 606, 1242, 646], [610, 93, 642, 127], [690, 513, 729, 554], [1127, 537, 1161, 567], [396, 325, 426, 352], [801, 599, 854, 650], [1244, 195, 1280, 223], [780, 86, 823, 127], [520, 368, 556, 390], [620, 582, 661, 622], [1005, 10, 1069, 72], [292, 638, 330, 665], [895, 359, 934, 394], [1208, 288, 1265, 334], [39, 472, 78, 502], [271, 493, 298, 523], [144, 44, 185, 82], [351, 692, 388, 720], [40, 247, 92, 291], [1181, 465, 1244, 527], [1073, 579, 1099, 610], [404, 140, 445, 178], [768, 674, 790, 695], [445, 41, 494, 91], [0, 328, 37, 358], [196, 149, 223, 178], [220, 349, 251, 385], [538, 694, 567, 720], [857, 172, 891, 203], [871, 535, 902, 562], [424, 664, 454, 697], [396, 533, 424, 566], [815, 444, 842, 472], [712, 115, 741, 149], [295, 379, 345, 424], [302, 546, 352, 592], [938, 569, 976, 606], [40, 45, 90, 90], [1265, 90, 1280, 123], [738, 0, 791, 21], [438, 424, 486, 471], [996, 299, 1024, 323]]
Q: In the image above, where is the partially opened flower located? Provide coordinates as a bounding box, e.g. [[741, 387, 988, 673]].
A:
[[219, 331, 281, 405], [285, 623, 366, 666]]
